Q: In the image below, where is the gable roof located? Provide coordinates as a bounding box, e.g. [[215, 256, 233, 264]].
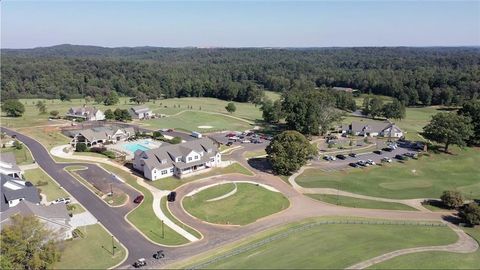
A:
[[0, 200, 70, 227], [0, 152, 21, 173], [131, 106, 151, 114], [74, 126, 135, 142], [68, 106, 101, 116], [1, 174, 40, 211], [347, 121, 403, 135]]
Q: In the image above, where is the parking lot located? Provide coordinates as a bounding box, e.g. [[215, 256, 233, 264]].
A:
[[208, 130, 271, 148]]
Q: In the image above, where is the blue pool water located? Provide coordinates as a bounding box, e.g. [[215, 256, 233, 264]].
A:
[[123, 142, 150, 153]]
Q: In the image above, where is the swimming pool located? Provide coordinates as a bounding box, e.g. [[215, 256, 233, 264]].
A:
[[122, 141, 153, 153]]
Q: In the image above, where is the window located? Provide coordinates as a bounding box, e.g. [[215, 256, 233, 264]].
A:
[[210, 157, 215, 162], [161, 170, 168, 175], [170, 168, 174, 173], [188, 157, 192, 161], [195, 155, 199, 160]]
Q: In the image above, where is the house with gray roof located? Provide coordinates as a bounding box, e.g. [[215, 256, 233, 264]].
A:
[[130, 106, 154, 120], [133, 138, 221, 180], [70, 126, 135, 147], [0, 201, 73, 239], [0, 152, 23, 179], [66, 105, 105, 121], [342, 121, 404, 138], [1, 173, 40, 212]]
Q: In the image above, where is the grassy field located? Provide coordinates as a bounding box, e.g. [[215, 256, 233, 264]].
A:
[[243, 149, 267, 159], [183, 183, 289, 225], [68, 203, 86, 215], [297, 147, 480, 200], [24, 168, 68, 201], [141, 111, 253, 132], [160, 196, 202, 239], [16, 127, 71, 150], [97, 164, 189, 245], [306, 194, 417, 211], [371, 227, 480, 269], [146, 162, 253, 191], [0, 145, 34, 165], [55, 224, 126, 269], [180, 217, 456, 269]]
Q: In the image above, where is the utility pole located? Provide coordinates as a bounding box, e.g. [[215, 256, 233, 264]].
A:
[[112, 235, 115, 256], [162, 220, 165, 238]]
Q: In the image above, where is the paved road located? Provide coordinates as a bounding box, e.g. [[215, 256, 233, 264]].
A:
[[0, 127, 162, 266]]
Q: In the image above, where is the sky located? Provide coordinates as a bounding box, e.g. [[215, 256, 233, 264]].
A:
[[1, 1, 479, 48]]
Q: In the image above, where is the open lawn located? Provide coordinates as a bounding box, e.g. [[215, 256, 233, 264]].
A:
[[183, 183, 289, 225], [297, 147, 480, 199], [68, 203, 86, 215], [146, 162, 253, 191], [371, 227, 480, 269], [306, 194, 417, 211], [24, 168, 68, 201], [98, 164, 189, 245], [243, 149, 267, 159], [16, 127, 70, 150], [0, 145, 34, 165], [55, 224, 126, 269], [141, 111, 253, 133], [179, 217, 457, 269]]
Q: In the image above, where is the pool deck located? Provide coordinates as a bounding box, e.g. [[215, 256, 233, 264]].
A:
[[107, 139, 162, 159]]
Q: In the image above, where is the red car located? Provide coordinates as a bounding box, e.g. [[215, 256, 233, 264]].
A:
[[225, 133, 236, 137], [133, 195, 144, 204]]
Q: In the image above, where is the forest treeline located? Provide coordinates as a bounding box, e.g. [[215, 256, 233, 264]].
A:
[[2, 45, 479, 106]]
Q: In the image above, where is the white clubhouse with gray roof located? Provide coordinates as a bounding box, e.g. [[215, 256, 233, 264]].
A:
[[129, 106, 154, 119], [133, 138, 221, 180], [342, 121, 404, 138]]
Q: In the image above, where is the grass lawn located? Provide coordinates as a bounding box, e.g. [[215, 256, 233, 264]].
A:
[[179, 217, 457, 269], [98, 164, 189, 245], [146, 162, 254, 191], [24, 168, 68, 201], [297, 147, 480, 199], [160, 196, 202, 239], [370, 227, 480, 269], [243, 149, 267, 159], [264, 90, 281, 101], [68, 203, 86, 215], [306, 194, 417, 211], [183, 183, 289, 225], [16, 127, 71, 150], [0, 145, 34, 165], [141, 111, 253, 133], [55, 224, 126, 269]]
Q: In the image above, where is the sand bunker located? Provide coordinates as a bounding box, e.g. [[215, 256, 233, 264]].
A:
[[198, 125, 213, 129]]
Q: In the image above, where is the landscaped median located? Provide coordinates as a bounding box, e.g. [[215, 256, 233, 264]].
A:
[[99, 164, 191, 246], [306, 194, 418, 211], [171, 217, 458, 269], [183, 182, 290, 225]]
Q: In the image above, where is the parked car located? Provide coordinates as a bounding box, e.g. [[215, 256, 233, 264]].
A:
[[349, 162, 359, 168], [167, 192, 177, 202], [366, 159, 376, 165], [395, 154, 408, 160], [357, 160, 367, 167], [381, 157, 392, 163], [382, 147, 393, 152], [323, 155, 336, 161], [134, 195, 144, 204], [153, 250, 165, 260], [241, 140, 251, 144], [404, 152, 418, 159], [336, 154, 347, 160], [52, 197, 71, 204], [226, 141, 233, 146], [348, 153, 357, 157], [226, 133, 236, 137], [133, 258, 147, 268], [373, 150, 382, 155]]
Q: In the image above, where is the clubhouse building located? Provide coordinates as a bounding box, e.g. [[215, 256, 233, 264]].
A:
[[133, 138, 221, 180]]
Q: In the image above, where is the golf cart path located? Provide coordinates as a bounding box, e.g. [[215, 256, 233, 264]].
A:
[[345, 224, 479, 269], [289, 166, 433, 212], [51, 144, 200, 242], [166, 110, 255, 125]]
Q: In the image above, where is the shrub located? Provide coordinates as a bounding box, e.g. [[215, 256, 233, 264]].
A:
[[90, 146, 107, 153], [153, 131, 163, 139], [75, 143, 88, 152], [36, 180, 48, 186], [459, 202, 480, 226], [66, 204, 76, 211], [170, 136, 182, 144], [13, 140, 23, 150], [102, 150, 116, 159], [440, 190, 464, 209]]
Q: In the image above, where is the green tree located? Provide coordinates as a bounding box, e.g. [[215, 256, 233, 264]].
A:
[[382, 99, 406, 120], [59, 92, 71, 102], [260, 99, 284, 124], [49, 110, 60, 118], [362, 96, 370, 115], [104, 91, 119, 106], [440, 190, 464, 209], [368, 96, 384, 119], [114, 108, 132, 121], [0, 215, 61, 270], [13, 140, 23, 150], [104, 109, 115, 120], [422, 113, 474, 152], [76, 143, 88, 152], [35, 100, 47, 114], [170, 136, 182, 144], [459, 202, 480, 226], [84, 96, 93, 104], [266, 130, 317, 175], [1, 99, 25, 117], [130, 92, 149, 104], [225, 102, 236, 114], [458, 100, 480, 145]]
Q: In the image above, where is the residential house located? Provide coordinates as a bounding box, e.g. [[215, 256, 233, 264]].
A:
[[66, 105, 105, 121], [342, 121, 404, 138], [1, 173, 40, 211], [70, 126, 135, 147], [129, 106, 154, 120], [0, 152, 23, 179], [0, 201, 73, 239], [133, 138, 221, 180]]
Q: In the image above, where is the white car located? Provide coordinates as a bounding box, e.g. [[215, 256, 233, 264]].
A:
[[366, 159, 376, 165], [52, 197, 71, 204], [381, 157, 393, 163]]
